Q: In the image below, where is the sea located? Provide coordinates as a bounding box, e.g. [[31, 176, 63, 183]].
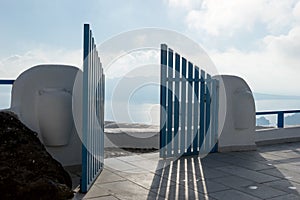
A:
[[1, 84, 300, 126]]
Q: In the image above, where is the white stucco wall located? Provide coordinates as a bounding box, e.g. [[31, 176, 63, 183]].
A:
[[214, 75, 257, 152], [10, 64, 82, 166]]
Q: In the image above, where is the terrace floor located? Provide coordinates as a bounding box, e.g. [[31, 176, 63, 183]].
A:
[[73, 142, 300, 200]]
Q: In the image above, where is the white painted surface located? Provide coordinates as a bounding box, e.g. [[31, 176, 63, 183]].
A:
[[256, 127, 300, 145], [10, 65, 82, 166], [37, 88, 73, 146], [214, 75, 257, 152]]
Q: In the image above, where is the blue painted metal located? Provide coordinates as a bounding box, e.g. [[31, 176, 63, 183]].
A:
[[173, 53, 180, 155], [199, 70, 205, 150], [256, 110, 300, 128], [186, 62, 193, 154], [160, 44, 219, 158], [180, 57, 187, 155], [256, 110, 300, 115], [160, 44, 167, 157], [81, 24, 105, 193], [0, 80, 14, 84], [205, 74, 211, 153], [167, 48, 174, 157], [193, 67, 199, 153], [0, 80, 14, 109], [277, 112, 284, 128]]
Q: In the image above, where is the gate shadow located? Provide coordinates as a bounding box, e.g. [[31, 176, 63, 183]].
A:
[[147, 155, 211, 199], [147, 146, 300, 199]]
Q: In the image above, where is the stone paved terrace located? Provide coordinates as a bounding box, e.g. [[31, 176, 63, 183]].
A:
[[74, 142, 300, 200]]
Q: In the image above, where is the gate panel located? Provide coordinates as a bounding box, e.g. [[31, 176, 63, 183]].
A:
[[81, 24, 105, 192], [160, 44, 219, 158], [167, 49, 173, 156], [173, 53, 180, 155], [180, 57, 187, 155], [186, 61, 193, 154]]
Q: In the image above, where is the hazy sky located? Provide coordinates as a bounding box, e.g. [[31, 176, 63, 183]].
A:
[[1, 0, 300, 95]]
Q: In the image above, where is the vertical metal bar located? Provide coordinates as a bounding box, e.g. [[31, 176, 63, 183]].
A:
[[205, 74, 211, 153], [88, 30, 92, 183], [95, 51, 97, 172], [102, 73, 105, 166], [180, 57, 187, 155], [186, 62, 193, 154], [99, 56, 102, 170], [174, 53, 180, 156], [100, 64, 103, 168], [199, 70, 205, 153], [193, 67, 199, 153], [93, 44, 96, 177], [81, 23, 90, 193], [98, 55, 101, 170], [91, 38, 95, 179], [93, 45, 96, 177], [278, 112, 284, 128], [99, 58, 102, 169], [167, 48, 174, 157], [160, 44, 167, 158]]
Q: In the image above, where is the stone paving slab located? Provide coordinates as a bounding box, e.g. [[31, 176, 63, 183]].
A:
[[209, 189, 261, 200], [215, 165, 280, 183], [259, 167, 300, 184], [268, 193, 300, 200], [212, 175, 256, 188], [234, 184, 287, 199], [75, 142, 300, 200], [263, 179, 300, 195]]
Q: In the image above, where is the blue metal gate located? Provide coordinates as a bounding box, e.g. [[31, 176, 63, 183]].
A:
[[160, 44, 219, 158], [81, 24, 105, 192]]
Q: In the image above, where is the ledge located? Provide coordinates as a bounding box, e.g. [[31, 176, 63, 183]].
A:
[[255, 126, 300, 146]]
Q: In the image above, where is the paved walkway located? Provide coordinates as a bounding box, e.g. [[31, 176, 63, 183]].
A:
[[74, 142, 300, 200]]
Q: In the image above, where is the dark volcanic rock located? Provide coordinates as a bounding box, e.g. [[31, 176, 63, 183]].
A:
[[0, 111, 73, 200]]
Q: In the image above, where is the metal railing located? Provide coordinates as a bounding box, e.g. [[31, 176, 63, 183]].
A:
[[81, 24, 105, 193], [0, 80, 14, 85], [0, 80, 14, 109], [160, 44, 219, 158], [256, 110, 300, 128]]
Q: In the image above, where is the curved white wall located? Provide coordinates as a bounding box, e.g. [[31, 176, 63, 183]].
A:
[[10, 64, 82, 166], [214, 75, 257, 152]]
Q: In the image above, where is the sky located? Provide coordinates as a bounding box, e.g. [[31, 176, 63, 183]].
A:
[[1, 0, 300, 96]]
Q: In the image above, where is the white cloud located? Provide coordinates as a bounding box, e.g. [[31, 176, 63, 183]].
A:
[[264, 26, 300, 58], [210, 26, 300, 95], [0, 48, 82, 79], [166, 0, 202, 10], [186, 1, 260, 36], [165, 0, 300, 95], [168, 0, 299, 36], [106, 49, 159, 78], [294, 1, 300, 19]]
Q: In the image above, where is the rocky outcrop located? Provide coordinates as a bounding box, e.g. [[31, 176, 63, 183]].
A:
[[0, 111, 73, 200]]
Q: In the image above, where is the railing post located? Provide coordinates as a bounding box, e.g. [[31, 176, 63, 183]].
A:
[[277, 112, 284, 128]]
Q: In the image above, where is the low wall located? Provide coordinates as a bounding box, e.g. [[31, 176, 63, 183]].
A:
[[256, 126, 300, 146], [104, 129, 159, 149]]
